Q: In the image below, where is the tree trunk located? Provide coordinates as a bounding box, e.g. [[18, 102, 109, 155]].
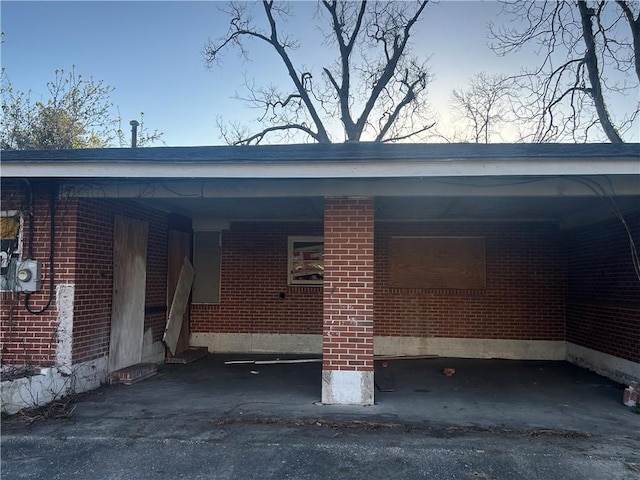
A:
[[578, 1, 623, 143]]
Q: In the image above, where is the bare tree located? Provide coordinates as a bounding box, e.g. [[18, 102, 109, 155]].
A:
[[204, 1, 434, 144], [490, 1, 640, 143], [449, 72, 518, 143]]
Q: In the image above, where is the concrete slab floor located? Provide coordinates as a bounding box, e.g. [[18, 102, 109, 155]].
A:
[[3, 355, 636, 438], [2, 355, 639, 480]]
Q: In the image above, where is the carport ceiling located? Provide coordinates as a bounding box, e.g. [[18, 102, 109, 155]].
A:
[[131, 195, 639, 226]]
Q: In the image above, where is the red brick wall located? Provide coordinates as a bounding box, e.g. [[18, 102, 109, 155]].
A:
[[1, 179, 169, 366], [72, 199, 168, 363], [323, 197, 375, 372], [565, 211, 640, 363], [72, 199, 115, 363], [14, 184, 631, 367], [191, 219, 566, 346], [190, 222, 323, 334], [1, 180, 75, 365], [375, 221, 566, 341]]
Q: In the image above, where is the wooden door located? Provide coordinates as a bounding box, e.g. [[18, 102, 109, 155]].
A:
[[167, 229, 192, 356], [109, 215, 148, 372]]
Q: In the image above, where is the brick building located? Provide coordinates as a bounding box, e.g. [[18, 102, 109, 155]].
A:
[[1, 143, 638, 411]]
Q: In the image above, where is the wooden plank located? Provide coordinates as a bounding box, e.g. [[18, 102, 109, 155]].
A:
[[108, 215, 148, 372], [167, 230, 192, 355], [226, 355, 438, 365], [389, 236, 486, 289], [254, 358, 322, 365], [225, 359, 322, 365], [374, 354, 439, 361], [163, 256, 195, 355]]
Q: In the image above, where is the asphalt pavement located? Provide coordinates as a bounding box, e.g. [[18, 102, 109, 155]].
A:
[[2, 355, 639, 479]]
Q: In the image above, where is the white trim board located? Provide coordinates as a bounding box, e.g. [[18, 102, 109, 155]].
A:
[[5, 159, 640, 179]]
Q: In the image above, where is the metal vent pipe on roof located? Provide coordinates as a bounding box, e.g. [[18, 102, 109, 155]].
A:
[[130, 120, 139, 148]]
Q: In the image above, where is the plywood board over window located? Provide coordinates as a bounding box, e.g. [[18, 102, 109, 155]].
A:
[[192, 231, 221, 304], [389, 236, 486, 289]]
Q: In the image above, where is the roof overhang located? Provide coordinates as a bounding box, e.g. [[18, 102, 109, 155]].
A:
[[2, 143, 639, 179], [2, 144, 638, 228]]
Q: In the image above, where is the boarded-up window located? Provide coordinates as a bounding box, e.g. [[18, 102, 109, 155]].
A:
[[192, 231, 221, 304], [389, 236, 486, 289]]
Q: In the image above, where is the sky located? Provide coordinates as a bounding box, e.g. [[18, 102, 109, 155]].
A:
[[1, 1, 638, 146]]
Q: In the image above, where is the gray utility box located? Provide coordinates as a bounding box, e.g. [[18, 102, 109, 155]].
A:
[[15, 259, 41, 292]]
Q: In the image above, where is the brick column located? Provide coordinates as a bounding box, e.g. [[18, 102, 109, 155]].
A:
[[322, 197, 374, 405]]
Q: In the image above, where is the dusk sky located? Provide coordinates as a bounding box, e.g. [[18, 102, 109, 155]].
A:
[[1, 1, 637, 146]]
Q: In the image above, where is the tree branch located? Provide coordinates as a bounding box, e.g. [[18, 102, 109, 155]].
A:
[[375, 68, 426, 141], [262, 1, 331, 143], [380, 122, 435, 143], [321, 0, 368, 138], [490, 0, 638, 142], [355, 1, 429, 137], [206, 1, 434, 144], [615, 0, 640, 82], [233, 124, 322, 145]]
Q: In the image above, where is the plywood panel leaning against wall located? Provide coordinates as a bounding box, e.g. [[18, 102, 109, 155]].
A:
[[167, 230, 192, 355], [164, 256, 195, 356], [109, 215, 149, 372]]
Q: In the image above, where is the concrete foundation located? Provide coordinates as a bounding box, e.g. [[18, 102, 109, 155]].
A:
[[321, 370, 374, 405], [566, 342, 639, 385], [0, 356, 108, 415], [193, 334, 566, 361], [190, 332, 322, 354], [55, 284, 74, 372], [375, 337, 566, 360]]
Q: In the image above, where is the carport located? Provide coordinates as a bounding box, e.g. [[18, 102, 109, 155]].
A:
[[1, 143, 638, 412]]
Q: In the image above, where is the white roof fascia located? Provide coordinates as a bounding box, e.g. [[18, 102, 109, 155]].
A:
[[2, 158, 639, 178]]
